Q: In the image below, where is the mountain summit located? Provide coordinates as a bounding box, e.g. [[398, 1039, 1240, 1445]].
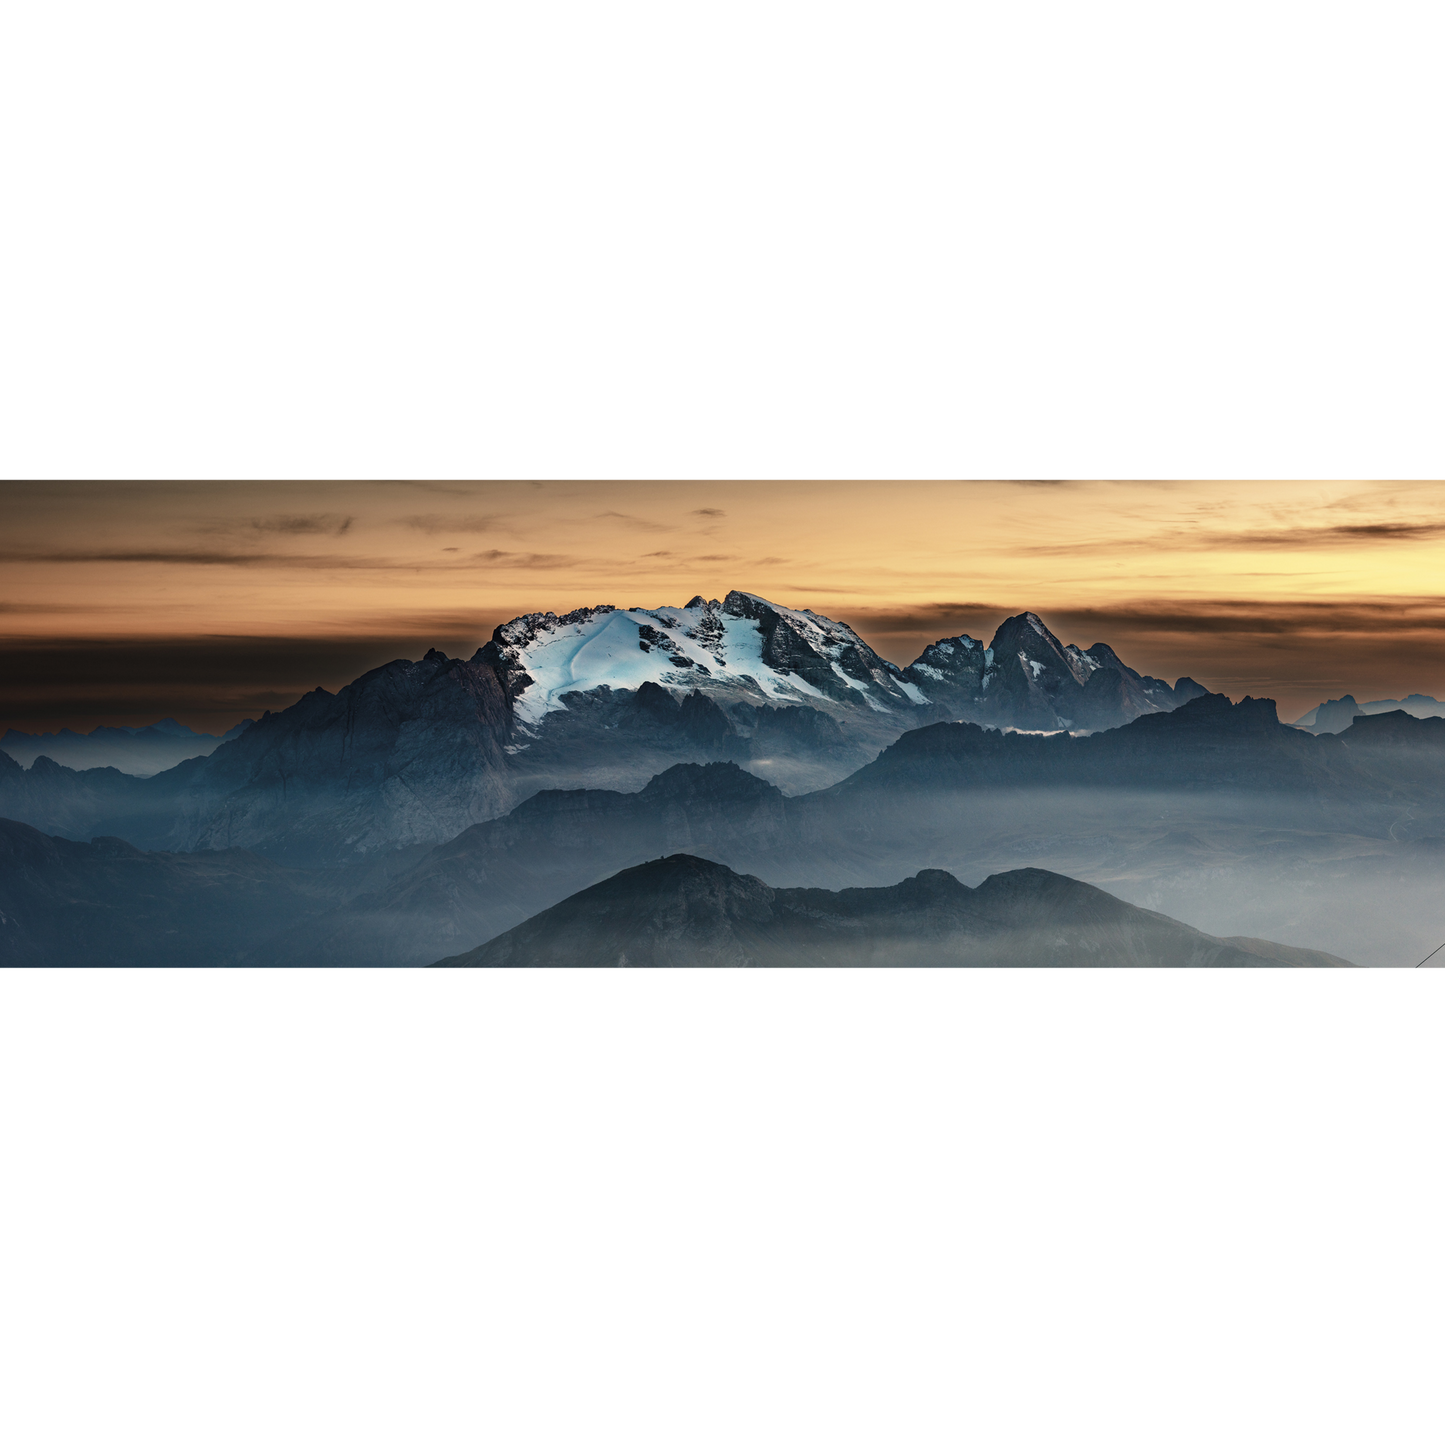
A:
[[901, 609, 1202, 732], [479, 592, 1194, 737], [479, 590, 923, 726]]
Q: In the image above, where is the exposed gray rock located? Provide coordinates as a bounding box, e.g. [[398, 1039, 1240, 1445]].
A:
[[720, 590, 919, 706], [900, 614, 1188, 733]]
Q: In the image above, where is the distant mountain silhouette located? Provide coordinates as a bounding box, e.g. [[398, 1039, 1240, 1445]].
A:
[[0, 719, 252, 776]]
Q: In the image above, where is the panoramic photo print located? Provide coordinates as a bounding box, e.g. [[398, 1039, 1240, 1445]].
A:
[[3, 478, 1442, 967]]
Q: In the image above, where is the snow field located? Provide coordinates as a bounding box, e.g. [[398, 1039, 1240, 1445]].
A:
[[506, 601, 843, 725]]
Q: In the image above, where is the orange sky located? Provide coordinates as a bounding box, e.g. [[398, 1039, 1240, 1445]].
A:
[[3, 480, 1443, 731]]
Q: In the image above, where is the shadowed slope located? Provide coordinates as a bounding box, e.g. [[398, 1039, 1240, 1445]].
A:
[[0, 819, 353, 966], [267, 761, 793, 965]]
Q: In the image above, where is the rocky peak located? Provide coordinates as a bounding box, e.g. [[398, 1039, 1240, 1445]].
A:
[[894, 867, 972, 903], [639, 760, 783, 804], [1066, 643, 1177, 715], [899, 611, 1186, 732], [967, 613, 1091, 728], [1312, 695, 1367, 734], [1080, 641, 1134, 677], [987, 612, 1090, 688], [721, 589, 913, 707], [493, 605, 618, 650], [901, 635, 988, 696]]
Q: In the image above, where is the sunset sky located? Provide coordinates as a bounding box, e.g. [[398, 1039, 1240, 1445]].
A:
[[3, 479, 1442, 733]]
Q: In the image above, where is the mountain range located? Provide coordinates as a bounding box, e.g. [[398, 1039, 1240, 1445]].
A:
[[1, 718, 253, 776], [0, 594, 1207, 865], [1292, 693, 1445, 733]]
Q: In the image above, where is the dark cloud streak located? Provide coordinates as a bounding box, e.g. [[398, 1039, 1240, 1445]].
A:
[[1023, 520, 1445, 556], [0, 632, 505, 735]]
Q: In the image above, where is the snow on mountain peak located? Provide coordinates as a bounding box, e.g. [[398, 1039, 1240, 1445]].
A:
[[485, 592, 915, 728], [478, 597, 1188, 737]]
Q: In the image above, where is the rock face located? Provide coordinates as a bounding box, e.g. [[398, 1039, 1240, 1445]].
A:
[[162, 650, 517, 863], [434, 854, 1353, 968], [902, 612, 1184, 732], [901, 635, 989, 700], [717, 592, 922, 706]]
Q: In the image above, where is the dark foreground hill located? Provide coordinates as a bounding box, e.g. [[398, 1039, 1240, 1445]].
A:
[[434, 854, 1355, 968]]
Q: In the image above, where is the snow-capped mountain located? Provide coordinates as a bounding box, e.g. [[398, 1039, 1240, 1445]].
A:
[[480, 593, 1196, 737], [483, 590, 924, 729]]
